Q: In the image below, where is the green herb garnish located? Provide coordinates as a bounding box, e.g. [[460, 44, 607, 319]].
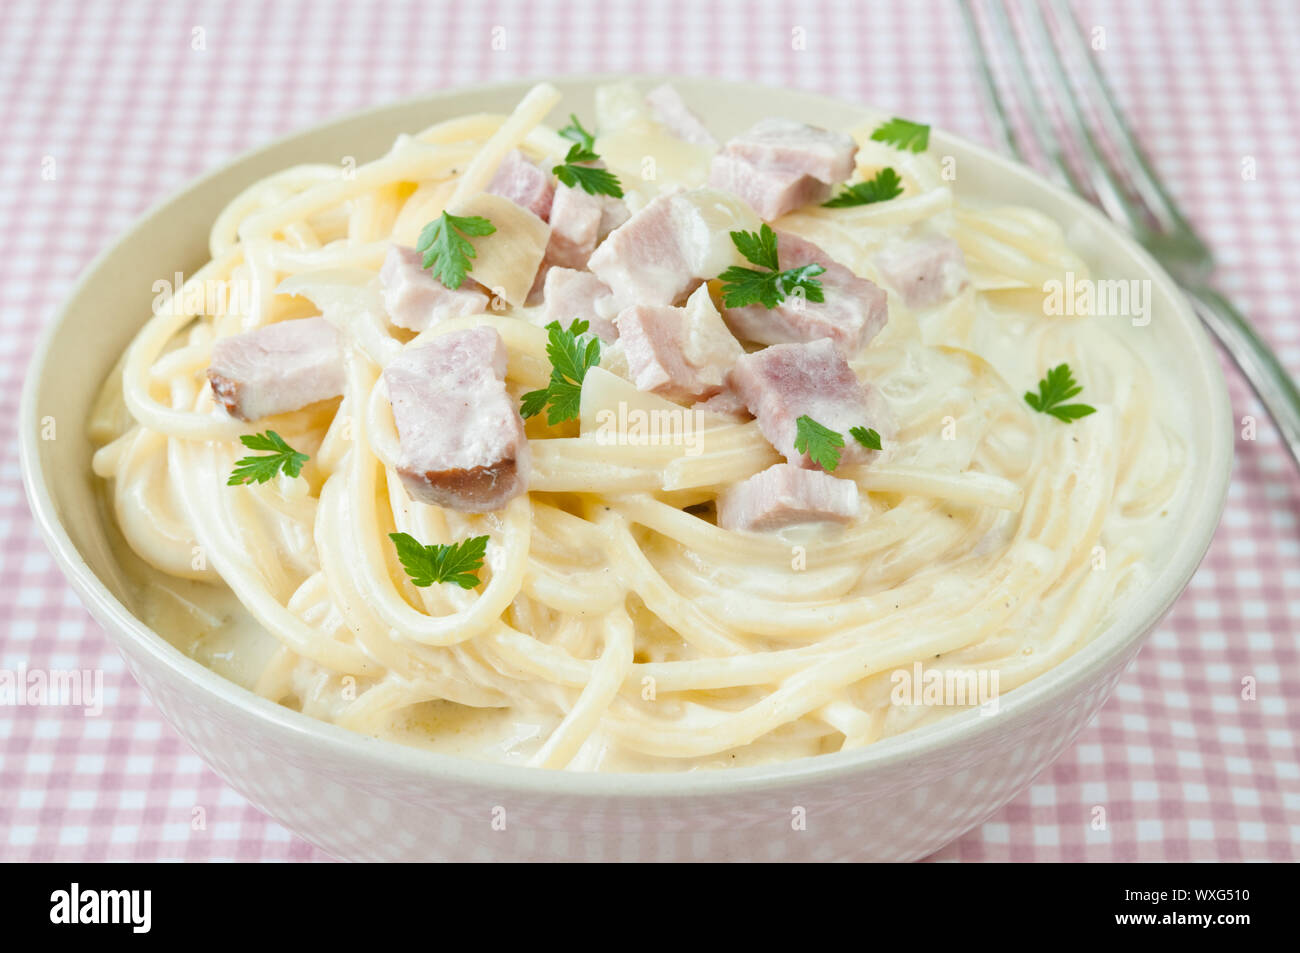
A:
[[869, 117, 930, 153], [1024, 363, 1097, 423], [416, 211, 496, 289], [520, 319, 602, 425], [717, 224, 826, 309], [558, 114, 597, 151], [794, 415, 845, 472], [850, 426, 883, 451], [823, 167, 904, 208], [552, 143, 624, 198], [389, 532, 489, 590], [228, 431, 309, 486]]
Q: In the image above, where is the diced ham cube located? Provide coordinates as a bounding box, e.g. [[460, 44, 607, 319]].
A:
[[383, 327, 529, 513], [729, 338, 892, 471], [587, 187, 761, 309], [723, 119, 858, 183], [721, 231, 888, 354], [696, 387, 753, 421], [645, 84, 717, 148], [541, 267, 618, 343], [380, 245, 488, 332], [616, 306, 696, 401], [207, 317, 344, 422], [596, 193, 631, 238], [545, 184, 629, 271], [717, 463, 859, 531], [616, 285, 742, 403], [709, 119, 857, 219], [874, 236, 970, 309], [545, 185, 601, 270], [708, 153, 835, 221], [486, 149, 555, 221]]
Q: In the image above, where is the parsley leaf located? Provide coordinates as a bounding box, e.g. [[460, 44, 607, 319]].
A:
[[520, 319, 602, 425], [717, 225, 826, 309], [850, 426, 882, 451], [552, 143, 624, 198], [730, 225, 780, 271], [822, 167, 904, 208], [389, 532, 489, 590], [870, 117, 930, 153], [519, 387, 551, 421], [558, 113, 596, 151], [793, 415, 845, 472], [416, 211, 496, 289], [717, 264, 827, 309], [227, 431, 309, 486], [1024, 363, 1097, 423]]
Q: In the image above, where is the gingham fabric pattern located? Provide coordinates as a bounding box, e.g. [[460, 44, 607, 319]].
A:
[[2, 0, 1297, 862]]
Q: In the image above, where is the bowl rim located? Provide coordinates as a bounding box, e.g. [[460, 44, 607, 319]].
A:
[[20, 73, 1234, 798]]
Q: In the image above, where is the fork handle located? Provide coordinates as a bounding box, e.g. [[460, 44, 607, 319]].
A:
[[1185, 285, 1300, 472]]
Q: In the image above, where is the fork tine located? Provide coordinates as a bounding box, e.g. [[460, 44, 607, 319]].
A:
[[1019, 2, 1149, 235], [956, 0, 1021, 160], [975, 1, 1085, 194], [1047, 0, 1205, 244]]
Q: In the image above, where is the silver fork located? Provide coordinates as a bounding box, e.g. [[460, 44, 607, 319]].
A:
[[959, 0, 1300, 471]]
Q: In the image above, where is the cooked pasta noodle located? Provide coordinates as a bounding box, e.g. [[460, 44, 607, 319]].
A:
[[90, 83, 1188, 771]]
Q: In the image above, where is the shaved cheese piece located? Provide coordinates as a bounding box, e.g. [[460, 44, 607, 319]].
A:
[[276, 268, 385, 320], [594, 83, 712, 188], [579, 365, 687, 435], [597, 126, 712, 190], [449, 192, 549, 307], [595, 83, 652, 131]]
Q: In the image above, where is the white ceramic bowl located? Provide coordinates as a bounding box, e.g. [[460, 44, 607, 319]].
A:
[[21, 76, 1232, 862]]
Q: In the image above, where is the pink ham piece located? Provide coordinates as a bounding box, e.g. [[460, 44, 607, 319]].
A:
[[545, 186, 599, 270], [383, 327, 529, 513], [709, 155, 833, 223], [697, 387, 753, 421], [541, 267, 618, 343], [725, 120, 859, 183], [207, 316, 344, 422], [729, 338, 892, 471], [645, 83, 717, 147], [587, 188, 761, 309], [721, 231, 888, 354], [545, 184, 629, 270], [874, 236, 970, 309], [380, 245, 488, 332], [486, 149, 556, 221], [717, 463, 859, 532], [615, 286, 742, 403], [595, 193, 631, 238], [709, 119, 857, 219]]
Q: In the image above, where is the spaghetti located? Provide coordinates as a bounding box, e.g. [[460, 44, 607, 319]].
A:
[[90, 83, 1187, 771]]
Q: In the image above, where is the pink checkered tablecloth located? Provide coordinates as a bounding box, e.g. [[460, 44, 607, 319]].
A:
[[2, 0, 1297, 863]]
